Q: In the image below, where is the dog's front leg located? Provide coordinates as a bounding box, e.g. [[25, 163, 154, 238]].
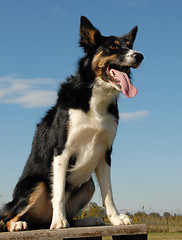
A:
[[50, 150, 70, 229], [96, 158, 131, 225]]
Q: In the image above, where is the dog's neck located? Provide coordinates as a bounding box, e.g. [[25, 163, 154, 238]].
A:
[[89, 77, 119, 118]]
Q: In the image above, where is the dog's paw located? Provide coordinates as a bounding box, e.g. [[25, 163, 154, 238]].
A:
[[7, 221, 28, 232], [110, 214, 132, 226], [50, 218, 69, 229], [119, 214, 132, 225]]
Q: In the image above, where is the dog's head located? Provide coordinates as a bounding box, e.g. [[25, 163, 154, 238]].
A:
[[80, 16, 144, 98]]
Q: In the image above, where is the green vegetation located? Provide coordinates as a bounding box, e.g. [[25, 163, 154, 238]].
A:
[[80, 202, 182, 233], [79, 202, 106, 219], [130, 211, 182, 233], [79, 202, 182, 240]]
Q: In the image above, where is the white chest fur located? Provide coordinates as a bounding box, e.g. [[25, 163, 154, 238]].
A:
[[66, 79, 118, 187]]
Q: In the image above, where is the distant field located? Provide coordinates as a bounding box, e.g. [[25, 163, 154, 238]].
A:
[[103, 233, 182, 240], [131, 214, 182, 233], [149, 232, 182, 240]]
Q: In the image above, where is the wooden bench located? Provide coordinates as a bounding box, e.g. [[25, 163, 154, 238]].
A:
[[0, 224, 147, 240]]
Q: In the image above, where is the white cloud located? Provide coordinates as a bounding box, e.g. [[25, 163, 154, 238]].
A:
[[0, 75, 60, 108], [0, 76, 151, 117], [120, 110, 150, 121]]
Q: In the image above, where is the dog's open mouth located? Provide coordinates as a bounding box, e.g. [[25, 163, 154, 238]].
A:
[[106, 64, 138, 98]]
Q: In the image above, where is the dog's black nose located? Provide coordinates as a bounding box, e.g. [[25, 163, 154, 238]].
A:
[[133, 52, 144, 64]]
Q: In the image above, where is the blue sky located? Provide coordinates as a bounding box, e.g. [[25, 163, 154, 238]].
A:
[[0, 0, 182, 215]]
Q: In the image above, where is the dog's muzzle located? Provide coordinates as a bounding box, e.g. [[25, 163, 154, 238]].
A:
[[132, 52, 144, 65]]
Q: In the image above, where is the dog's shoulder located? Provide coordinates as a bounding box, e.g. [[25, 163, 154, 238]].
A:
[[57, 75, 93, 113]]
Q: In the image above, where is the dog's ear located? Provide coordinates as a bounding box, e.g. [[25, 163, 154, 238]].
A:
[[127, 26, 138, 44], [80, 16, 103, 52], [123, 26, 138, 47]]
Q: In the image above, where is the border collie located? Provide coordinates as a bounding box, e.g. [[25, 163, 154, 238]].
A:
[[0, 16, 143, 232]]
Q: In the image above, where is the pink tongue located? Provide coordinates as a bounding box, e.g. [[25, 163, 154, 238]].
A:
[[111, 69, 138, 98]]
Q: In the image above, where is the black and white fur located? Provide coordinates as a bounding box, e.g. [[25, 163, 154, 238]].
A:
[[0, 16, 143, 231]]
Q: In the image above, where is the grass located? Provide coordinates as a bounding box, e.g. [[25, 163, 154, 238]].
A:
[[98, 215, 182, 240], [102, 215, 182, 240], [148, 232, 182, 240], [103, 233, 182, 240], [131, 215, 182, 233]]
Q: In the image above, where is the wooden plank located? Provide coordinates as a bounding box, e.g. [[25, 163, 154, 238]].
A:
[[0, 224, 147, 240]]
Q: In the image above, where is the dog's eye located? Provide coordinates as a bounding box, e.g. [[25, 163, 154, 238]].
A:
[[108, 45, 117, 50]]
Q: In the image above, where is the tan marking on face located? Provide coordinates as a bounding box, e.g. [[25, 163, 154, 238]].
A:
[[126, 41, 132, 48], [92, 51, 118, 79]]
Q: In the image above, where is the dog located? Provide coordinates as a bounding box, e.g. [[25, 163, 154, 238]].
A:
[[0, 16, 143, 232]]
